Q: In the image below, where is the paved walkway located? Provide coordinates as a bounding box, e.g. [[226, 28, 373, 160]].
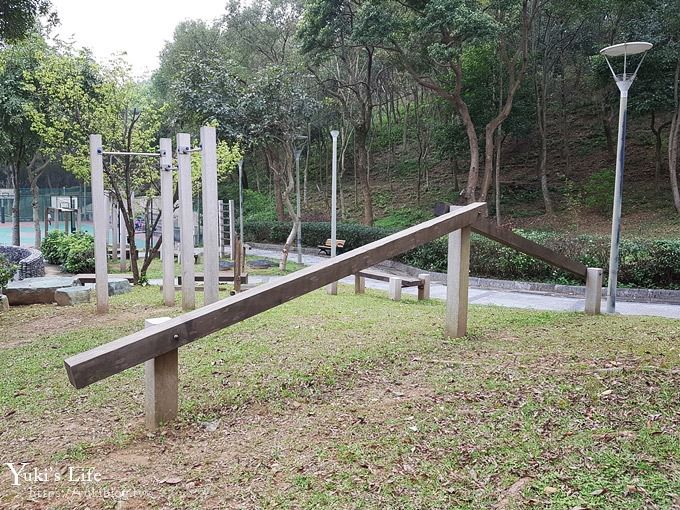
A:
[[245, 247, 680, 320]]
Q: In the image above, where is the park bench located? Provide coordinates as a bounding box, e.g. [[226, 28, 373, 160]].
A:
[[74, 273, 135, 284], [318, 238, 346, 255], [107, 246, 138, 259], [176, 271, 248, 285], [354, 268, 431, 301]]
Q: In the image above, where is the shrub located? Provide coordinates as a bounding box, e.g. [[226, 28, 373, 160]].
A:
[[63, 233, 95, 273], [41, 231, 69, 264], [41, 231, 95, 273], [583, 168, 615, 214], [0, 254, 17, 291], [244, 220, 680, 289]]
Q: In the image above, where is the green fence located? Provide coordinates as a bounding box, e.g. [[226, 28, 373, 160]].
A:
[[0, 187, 92, 223]]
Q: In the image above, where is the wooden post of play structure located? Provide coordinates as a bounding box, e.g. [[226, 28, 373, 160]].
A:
[[177, 133, 195, 311], [418, 273, 431, 300], [585, 267, 603, 315], [228, 199, 236, 260], [90, 134, 109, 314], [389, 277, 402, 301], [160, 138, 175, 307], [144, 317, 177, 430], [218, 199, 224, 255], [44, 207, 50, 239], [200, 126, 219, 305], [354, 274, 365, 294], [445, 207, 471, 338], [119, 207, 126, 272], [110, 199, 119, 264], [233, 236, 242, 292]]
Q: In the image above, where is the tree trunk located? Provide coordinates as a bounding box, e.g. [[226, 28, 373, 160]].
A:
[[354, 126, 374, 225], [651, 111, 671, 193], [272, 165, 285, 221], [669, 59, 680, 214]]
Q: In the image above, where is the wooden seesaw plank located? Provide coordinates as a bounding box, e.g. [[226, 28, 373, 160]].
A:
[[64, 202, 486, 389]]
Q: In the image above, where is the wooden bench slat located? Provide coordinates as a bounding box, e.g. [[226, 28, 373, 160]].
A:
[[357, 269, 422, 287]]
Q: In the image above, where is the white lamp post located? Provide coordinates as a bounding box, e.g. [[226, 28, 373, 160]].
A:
[[600, 41, 652, 313], [328, 130, 339, 295]]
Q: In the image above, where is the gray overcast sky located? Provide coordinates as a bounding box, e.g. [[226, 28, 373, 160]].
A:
[[49, 0, 228, 77]]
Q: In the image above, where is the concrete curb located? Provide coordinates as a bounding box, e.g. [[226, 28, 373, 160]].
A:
[[247, 242, 680, 305]]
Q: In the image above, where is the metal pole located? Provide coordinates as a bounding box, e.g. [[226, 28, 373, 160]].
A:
[[238, 159, 244, 245], [294, 148, 303, 265], [328, 130, 339, 295], [606, 88, 628, 313]]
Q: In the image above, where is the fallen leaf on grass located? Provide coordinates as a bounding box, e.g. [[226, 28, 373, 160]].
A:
[[161, 476, 183, 485], [591, 488, 606, 496], [599, 389, 613, 397], [544, 486, 558, 495], [493, 477, 532, 509]]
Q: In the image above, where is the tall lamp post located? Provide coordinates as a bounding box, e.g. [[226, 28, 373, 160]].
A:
[[328, 130, 339, 295], [600, 41, 652, 313], [294, 139, 306, 265]]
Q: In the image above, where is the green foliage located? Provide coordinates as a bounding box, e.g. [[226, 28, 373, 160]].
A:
[[583, 168, 615, 214], [245, 220, 680, 289], [40, 230, 68, 264], [0, 255, 17, 290], [242, 189, 278, 221], [41, 231, 95, 273], [374, 208, 431, 229], [63, 233, 95, 274]]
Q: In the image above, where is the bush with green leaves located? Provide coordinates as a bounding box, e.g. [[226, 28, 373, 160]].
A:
[[41, 231, 95, 273], [244, 220, 680, 289], [0, 254, 18, 291], [583, 168, 615, 214]]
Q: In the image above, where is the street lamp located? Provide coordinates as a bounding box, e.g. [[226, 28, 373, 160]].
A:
[[293, 137, 307, 265], [328, 129, 339, 295], [600, 41, 652, 314]]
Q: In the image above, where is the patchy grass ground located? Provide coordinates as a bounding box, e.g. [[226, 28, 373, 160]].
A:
[[0, 286, 678, 509]]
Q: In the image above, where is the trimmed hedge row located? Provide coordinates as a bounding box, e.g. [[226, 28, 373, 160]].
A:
[[244, 220, 680, 289]]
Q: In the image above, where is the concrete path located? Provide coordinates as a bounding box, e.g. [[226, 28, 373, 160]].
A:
[[245, 247, 680, 320]]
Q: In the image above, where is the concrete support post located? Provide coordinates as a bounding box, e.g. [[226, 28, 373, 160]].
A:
[[177, 133, 195, 311], [389, 277, 402, 301], [445, 224, 471, 338], [144, 317, 177, 430], [418, 273, 431, 300], [228, 199, 236, 260], [355, 275, 365, 294], [585, 267, 603, 315], [160, 138, 175, 307], [200, 126, 219, 305], [90, 134, 109, 314]]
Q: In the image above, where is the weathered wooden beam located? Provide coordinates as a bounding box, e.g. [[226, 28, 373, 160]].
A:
[[160, 138, 175, 307], [585, 267, 603, 315], [471, 218, 588, 279], [64, 202, 485, 389], [389, 277, 402, 301], [90, 134, 109, 314], [143, 317, 177, 430], [445, 225, 471, 338], [417, 273, 431, 300], [178, 133, 195, 311], [200, 126, 219, 305]]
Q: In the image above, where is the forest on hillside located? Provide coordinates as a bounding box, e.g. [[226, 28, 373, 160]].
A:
[[1, 0, 679, 240]]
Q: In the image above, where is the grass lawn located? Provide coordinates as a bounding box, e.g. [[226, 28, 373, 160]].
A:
[[0, 286, 678, 509]]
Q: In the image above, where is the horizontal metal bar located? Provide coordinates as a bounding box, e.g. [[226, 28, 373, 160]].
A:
[[179, 146, 202, 154], [99, 150, 161, 157]]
